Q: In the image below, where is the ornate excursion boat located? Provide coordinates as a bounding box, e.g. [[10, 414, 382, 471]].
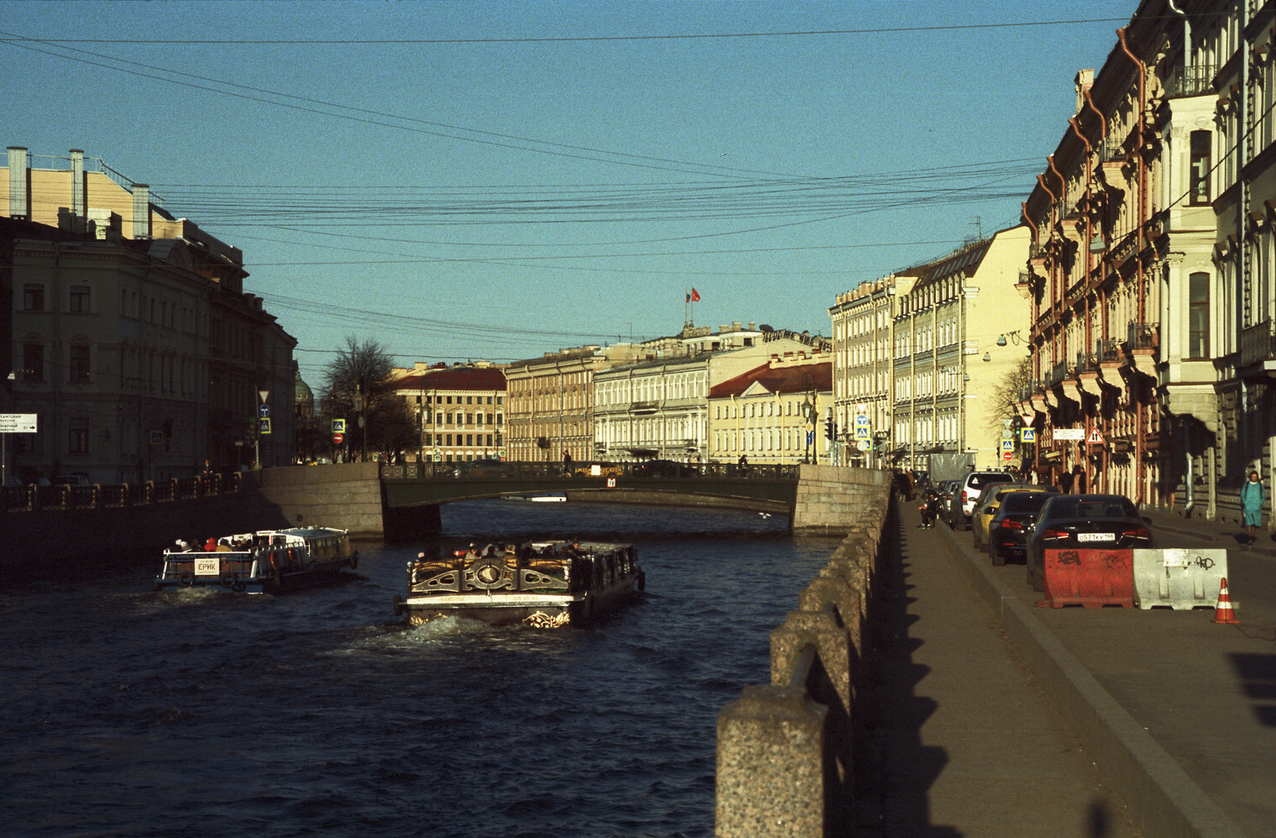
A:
[[394, 540, 644, 628], [154, 526, 358, 593]]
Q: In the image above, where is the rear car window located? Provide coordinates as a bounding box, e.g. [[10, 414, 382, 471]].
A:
[[1002, 493, 1050, 513], [968, 472, 1010, 489]]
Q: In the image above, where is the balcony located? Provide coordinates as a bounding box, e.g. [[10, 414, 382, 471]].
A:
[[1127, 322, 1158, 379], [1164, 64, 1217, 99], [1241, 319, 1276, 369]]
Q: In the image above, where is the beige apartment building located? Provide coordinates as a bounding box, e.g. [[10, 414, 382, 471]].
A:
[[890, 227, 1032, 477], [389, 362, 506, 463], [591, 327, 830, 463], [707, 353, 832, 466], [504, 344, 643, 464], [829, 278, 894, 468], [2, 147, 294, 483]]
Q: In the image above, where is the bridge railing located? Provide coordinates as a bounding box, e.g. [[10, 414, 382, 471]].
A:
[[715, 479, 895, 837], [380, 460, 799, 481]]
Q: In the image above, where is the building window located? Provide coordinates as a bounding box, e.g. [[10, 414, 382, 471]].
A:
[[23, 284, 45, 312], [70, 285, 91, 313], [70, 345, 91, 382], [1189, 131, 1211, 205], [68, 422, 89, 454], [22, 343, 44, 382], [1189, 272, 1210, 358]]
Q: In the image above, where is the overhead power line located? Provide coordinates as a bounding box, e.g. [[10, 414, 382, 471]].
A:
[[0, 18, 1138, 45]]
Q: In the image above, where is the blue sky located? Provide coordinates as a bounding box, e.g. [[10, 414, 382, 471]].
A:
[[3, 1, 1138, 386]]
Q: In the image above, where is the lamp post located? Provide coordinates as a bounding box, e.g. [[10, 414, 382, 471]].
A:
[[353, 385, 367, 463]]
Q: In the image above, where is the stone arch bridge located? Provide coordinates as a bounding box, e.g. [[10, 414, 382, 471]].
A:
[[255, 461, 890, 540]]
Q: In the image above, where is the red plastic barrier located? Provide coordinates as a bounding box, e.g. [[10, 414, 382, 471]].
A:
[[1040, 548, 1134, 608]]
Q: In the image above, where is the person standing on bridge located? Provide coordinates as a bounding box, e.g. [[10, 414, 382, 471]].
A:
[[1241, 469, 1266, 545], [563, 449, 572, 474]]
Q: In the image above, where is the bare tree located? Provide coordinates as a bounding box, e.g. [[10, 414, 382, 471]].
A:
[[322, 336, 396, 461], [988, 356, 1033, 433]]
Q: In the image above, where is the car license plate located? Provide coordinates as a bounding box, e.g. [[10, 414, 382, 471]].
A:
[[1076, 532, 1114, 542]]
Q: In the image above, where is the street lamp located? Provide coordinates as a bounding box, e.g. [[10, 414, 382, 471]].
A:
[[353, 385, 367, 462]]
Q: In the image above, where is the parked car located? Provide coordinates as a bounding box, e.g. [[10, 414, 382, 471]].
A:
[[453, 458, 511, 478], [634, 459, 698, 478], [1026, 493, 1154, 591], [971, 483, 1058, 551], [987, 490, 1058, 566], [51, 473, 92, 487], [948, 470, 1014, 531]]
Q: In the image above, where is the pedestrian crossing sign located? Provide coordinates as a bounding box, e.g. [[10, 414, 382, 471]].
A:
[[855, 425, 870, 440], [1021, 428, 1036, 443]]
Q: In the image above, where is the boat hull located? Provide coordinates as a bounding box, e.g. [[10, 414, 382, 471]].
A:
[[396, 569, 643, 627], [395, 541, 643, 628]]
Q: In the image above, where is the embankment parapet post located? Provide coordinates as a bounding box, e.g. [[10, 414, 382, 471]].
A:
[[715, 477, 896, 836]]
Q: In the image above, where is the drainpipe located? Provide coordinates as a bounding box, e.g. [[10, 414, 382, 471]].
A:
[[1082, 86, 1112, 492], [1118, 27, 1149, 504], [1072, 116, 1098, 493]]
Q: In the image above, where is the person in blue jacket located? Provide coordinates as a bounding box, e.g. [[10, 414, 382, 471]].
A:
[[1240, 470, 1266, 545]]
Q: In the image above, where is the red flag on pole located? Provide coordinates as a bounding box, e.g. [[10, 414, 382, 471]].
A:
[[690, 288, 701, 302]]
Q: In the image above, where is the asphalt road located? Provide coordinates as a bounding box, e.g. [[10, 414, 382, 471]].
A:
[[934, 503, 1276, 838]]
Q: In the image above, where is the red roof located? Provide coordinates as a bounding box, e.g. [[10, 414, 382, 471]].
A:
[[710, 361, 831, 399], [393, 367, 506, 392]]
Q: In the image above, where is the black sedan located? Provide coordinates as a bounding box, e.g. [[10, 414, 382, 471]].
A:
[[1025, 493, 1153, 591], [986, 491, 1055, 566], [634, 459, 699, 478]]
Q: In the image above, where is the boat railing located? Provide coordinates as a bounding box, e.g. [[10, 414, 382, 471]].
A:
[[409, 545, 633, 595]]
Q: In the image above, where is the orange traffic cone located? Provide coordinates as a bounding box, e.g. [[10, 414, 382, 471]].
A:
[[1213, 577, 1239, 624]]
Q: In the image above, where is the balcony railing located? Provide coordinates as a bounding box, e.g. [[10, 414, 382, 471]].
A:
[[1098, 338, 1122, 364], [1241, 319, 1276, 368], [1127, 322, 1158, 351], [1047, 360, 1071, 388], [1164, 64, 1217, 99]]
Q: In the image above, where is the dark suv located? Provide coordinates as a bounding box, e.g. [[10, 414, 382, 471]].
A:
[[948, 470, 1014, 531]]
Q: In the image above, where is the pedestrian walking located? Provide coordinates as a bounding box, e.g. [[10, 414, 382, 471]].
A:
[[1241, 470, 1266, 545]]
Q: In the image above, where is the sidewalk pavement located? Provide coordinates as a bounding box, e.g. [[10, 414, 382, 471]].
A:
[[852, 504, 1141, 837], [929, 500, 1276, 838]]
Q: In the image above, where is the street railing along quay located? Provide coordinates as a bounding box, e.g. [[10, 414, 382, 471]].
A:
[[379, 460, 799, 480], [1, 473, 244, 513], [715, 481, 895, 838]]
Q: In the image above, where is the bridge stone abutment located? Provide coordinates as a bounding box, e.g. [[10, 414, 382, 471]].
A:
[[790, 464, 892, 535], [256, 462, 385, 537]]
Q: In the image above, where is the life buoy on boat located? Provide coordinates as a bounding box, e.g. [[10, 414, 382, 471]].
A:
[[220, 572, 236, 589], [178, 573, 194, 588]]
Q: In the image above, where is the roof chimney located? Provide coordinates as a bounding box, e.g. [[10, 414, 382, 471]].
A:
[[132, 183, 151, 239], [7, 146, 29, 219], [1074, 69, 1094, 115], [70, 149, 86, 233]]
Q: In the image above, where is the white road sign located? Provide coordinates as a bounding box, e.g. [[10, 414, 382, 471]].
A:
[[0, 413, 38, 433]]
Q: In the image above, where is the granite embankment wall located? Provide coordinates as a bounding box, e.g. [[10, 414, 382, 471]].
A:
[[0, 475, 289, 578], [255, 462, 384, 537], [716, 476, 895, 837]]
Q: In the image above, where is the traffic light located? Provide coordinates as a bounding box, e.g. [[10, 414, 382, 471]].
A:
[[825, 416, 837, 441]]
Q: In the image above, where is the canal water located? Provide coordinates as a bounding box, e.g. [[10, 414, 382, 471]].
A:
[[0, 500, 840, 838]]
